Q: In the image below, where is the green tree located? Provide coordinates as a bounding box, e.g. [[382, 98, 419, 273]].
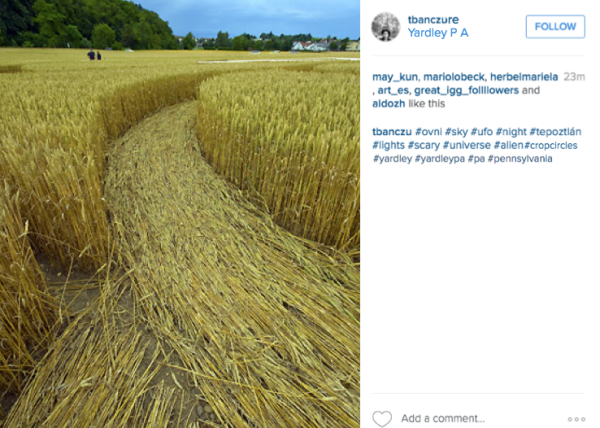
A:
[[182, 31, 195, 50], [280, 36, 292, 51], [329, 41, 338, 51], [0, 0, 179, 49], [121, 24, 138, 48], [231, 35, 246, 51], [340, 41, 347, 51], [61, 24, 82, 47], [0, 27, 4, 45], [164, 35, 179, 50], [91, 23, 115, 48], [1, 0, 36, 46], [215, 30, 229, 48], [33, 0, 65, 47], [253, 39, 262, 50], [133, 21, 152, 49], [21, 31, 45, 47], [264, 39, 273, 51], [149, 33, 161, 49]]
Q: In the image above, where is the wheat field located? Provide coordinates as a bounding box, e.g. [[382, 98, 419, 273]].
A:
[[0, 48, 359, 427], [197, 70, 359, 254]]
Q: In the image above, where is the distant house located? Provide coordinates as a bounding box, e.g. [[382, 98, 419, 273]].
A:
[[197, 38, 215, 48], [175, 35, 203, 47], [308, 41, 330, 52], [291, 41, 312, 51], [346, 41, 360, 51]]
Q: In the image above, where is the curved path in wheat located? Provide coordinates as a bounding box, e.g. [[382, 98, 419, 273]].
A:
[[106, 101, 360, 427], [5, 101, 359, 428]]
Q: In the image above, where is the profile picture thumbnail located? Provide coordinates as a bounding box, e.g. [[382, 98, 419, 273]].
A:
[[372, 12, 400, 42]]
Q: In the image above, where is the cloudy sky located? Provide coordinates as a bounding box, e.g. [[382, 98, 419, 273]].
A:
[[137, 0, 359, 39]]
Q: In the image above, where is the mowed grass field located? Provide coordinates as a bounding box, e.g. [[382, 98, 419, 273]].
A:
[[0, 48, 359, 427]]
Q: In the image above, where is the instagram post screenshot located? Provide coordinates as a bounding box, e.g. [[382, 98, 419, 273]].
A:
[[0, 0, 597, 427], [362, 1, 597, 428]]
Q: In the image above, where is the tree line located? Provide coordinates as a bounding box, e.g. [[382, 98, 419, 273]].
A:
[[0, 0, 179, 49], [0, 0, 355, 51], [191, 31, 353, 51]]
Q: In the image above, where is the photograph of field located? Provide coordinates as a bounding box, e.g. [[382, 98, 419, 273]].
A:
[[0, 46, 359, 427]]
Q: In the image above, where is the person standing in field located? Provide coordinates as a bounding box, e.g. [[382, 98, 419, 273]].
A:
[[87, 49, 95, 60], [97, 51, 102, 60]]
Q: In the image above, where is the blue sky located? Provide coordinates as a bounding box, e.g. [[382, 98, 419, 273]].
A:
[[137, 0, 359, 39]]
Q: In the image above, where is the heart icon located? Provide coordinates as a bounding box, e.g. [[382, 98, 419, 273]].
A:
[[373, 411, 392, 427]]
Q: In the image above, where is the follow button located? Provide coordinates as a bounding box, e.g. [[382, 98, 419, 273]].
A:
[[526, 15, 585, 39]]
